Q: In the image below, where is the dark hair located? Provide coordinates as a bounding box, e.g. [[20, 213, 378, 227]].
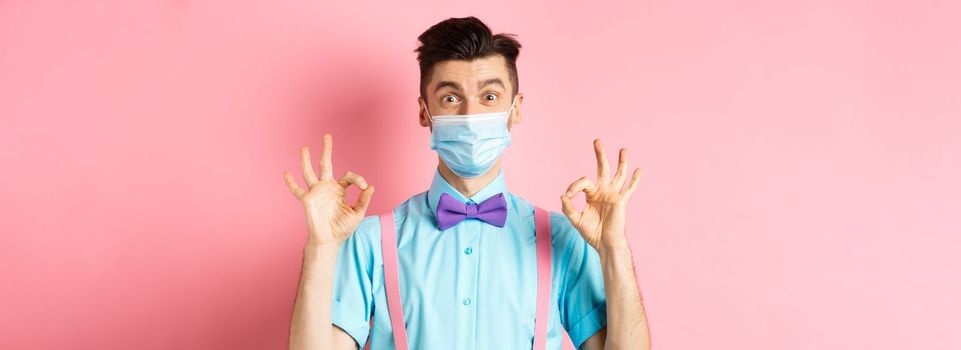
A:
[[415, 16, 522, 100]]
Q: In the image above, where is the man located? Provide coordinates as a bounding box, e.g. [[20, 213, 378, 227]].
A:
[[284, 17, 650, 350]]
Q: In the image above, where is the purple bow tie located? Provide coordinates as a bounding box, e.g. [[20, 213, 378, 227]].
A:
[[436, 192, 508, 231]]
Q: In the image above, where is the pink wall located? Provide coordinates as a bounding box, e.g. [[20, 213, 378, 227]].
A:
[[2, 1, 959, 349]]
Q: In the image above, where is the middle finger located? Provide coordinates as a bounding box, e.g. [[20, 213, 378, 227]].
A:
[[594, 138, 611, 182]]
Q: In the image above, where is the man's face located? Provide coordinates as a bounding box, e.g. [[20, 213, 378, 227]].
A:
[[418, 54, 524, 131]]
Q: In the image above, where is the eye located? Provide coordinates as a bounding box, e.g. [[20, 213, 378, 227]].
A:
[[443, 95, 459, 103], [484, 93, 498, 101]]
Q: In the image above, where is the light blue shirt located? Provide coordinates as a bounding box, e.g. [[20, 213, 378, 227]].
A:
[[330, 167, 608, 349]]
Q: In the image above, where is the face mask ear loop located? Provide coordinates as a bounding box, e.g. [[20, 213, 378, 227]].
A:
[[424, 102, 434, 125], [505, 95, 518, 132]]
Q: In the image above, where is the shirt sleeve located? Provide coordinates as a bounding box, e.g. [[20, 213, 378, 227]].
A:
[[551, 211, 609, 349], [329, 215, 380, 348]]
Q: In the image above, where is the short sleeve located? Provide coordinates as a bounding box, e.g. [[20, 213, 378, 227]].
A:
[[330, 215, 380, 348], [551, 212, 608, 349]]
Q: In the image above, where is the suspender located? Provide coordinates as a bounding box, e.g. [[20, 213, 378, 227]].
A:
[[377, 209, 409, 349], [364, 207, 553, 350], [532, 207, 553, 350]]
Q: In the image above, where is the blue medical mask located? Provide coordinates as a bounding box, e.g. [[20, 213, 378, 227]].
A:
[[425, 96, 517, 178]]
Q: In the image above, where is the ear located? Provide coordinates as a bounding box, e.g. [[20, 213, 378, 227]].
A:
[[418, 96, 431, 128]]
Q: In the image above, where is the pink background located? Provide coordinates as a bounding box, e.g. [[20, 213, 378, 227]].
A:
[[2, 1, 959, 349]]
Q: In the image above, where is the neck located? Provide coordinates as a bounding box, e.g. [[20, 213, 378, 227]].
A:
[[437, 158, 503, 199]]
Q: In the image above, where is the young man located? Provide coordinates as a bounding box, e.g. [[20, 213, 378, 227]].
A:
[[284, 17, 650, 350]]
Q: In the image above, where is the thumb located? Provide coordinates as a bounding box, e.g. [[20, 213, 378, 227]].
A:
[[560, 194, 580, 221], [354, 185, 375, 213]]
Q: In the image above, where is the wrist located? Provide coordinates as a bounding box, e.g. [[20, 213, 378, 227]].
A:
[[305, 239, 341, 253], [598, 238, 632, 257]]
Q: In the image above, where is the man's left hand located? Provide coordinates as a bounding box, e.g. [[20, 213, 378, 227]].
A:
[[560, 139, 642, 252]]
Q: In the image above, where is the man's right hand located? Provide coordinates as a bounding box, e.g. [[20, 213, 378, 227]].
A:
[[283, 133, 375, 247]]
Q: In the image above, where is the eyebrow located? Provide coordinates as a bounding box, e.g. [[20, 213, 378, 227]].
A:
[[433, 78, 506, 94]]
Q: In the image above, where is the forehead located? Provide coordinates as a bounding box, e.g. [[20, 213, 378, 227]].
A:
[[428, 54, 512, 93]]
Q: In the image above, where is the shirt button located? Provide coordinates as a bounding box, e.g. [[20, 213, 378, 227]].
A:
[[462, 298, 471, 306], [464, 247, 473, 255]]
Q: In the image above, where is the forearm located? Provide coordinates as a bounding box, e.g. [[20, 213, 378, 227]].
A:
[[598, 242, 650, 350], [289, 242, 341, 350]]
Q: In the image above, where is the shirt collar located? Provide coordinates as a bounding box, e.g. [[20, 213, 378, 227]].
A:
[[427, 167, 510, 225]]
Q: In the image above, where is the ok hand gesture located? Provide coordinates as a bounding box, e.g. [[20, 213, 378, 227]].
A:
[[283, 134, 375, 247], [560, 139, 642, 252]]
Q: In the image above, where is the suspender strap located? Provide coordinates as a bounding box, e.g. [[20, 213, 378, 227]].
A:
[[378, 212, 410, 350], [532, 206, 552, 350], [376, 208, 552, 350]]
